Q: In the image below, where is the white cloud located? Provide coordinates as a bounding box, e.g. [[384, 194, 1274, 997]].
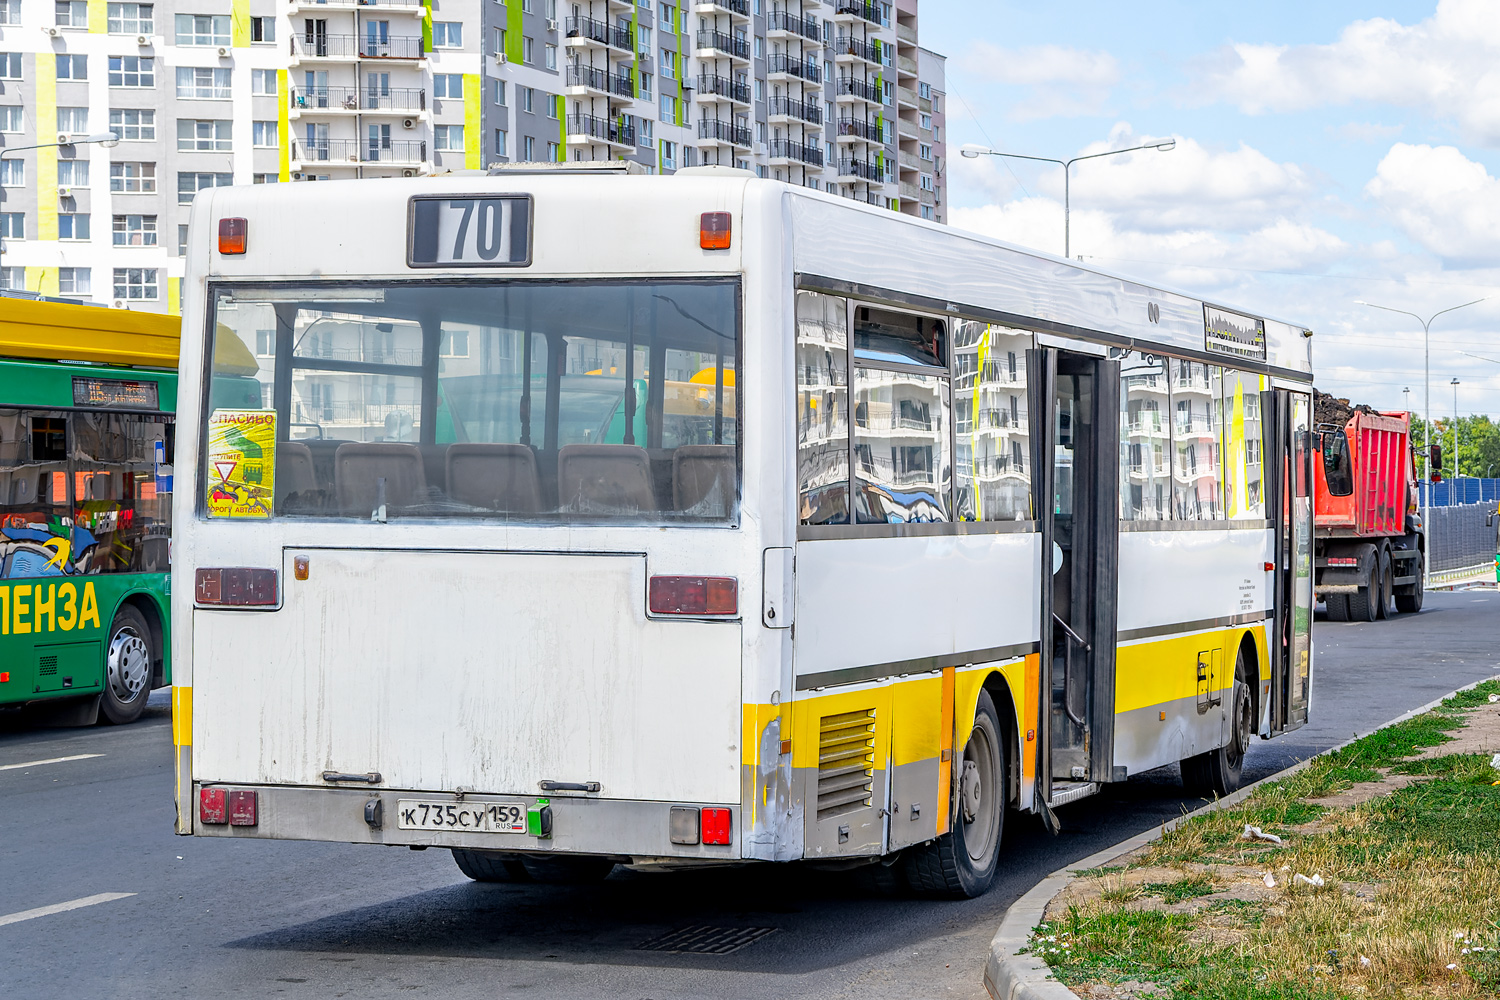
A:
[[1365, 143, 1500, 263], [956, 41, 1119, 120], [1193, 0, 1500, 144]]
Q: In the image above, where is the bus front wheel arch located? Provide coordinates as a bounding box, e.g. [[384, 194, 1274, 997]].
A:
[[121, 594, 168, 690]]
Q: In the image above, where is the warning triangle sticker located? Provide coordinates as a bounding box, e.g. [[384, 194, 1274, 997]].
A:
[[213, 460, 238, 483]]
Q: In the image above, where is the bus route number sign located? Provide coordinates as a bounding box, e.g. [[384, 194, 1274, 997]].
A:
[[72, 376, 159, 410], [407, 195, 532, 268]]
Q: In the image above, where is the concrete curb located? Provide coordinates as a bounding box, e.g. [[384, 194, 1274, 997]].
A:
[[981, 674, 1500, 1000]]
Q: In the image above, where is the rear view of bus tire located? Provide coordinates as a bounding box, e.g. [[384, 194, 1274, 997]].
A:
[[99, 605, 153, 725], [902, 690, 1005, 899], [451, 849, 531, 882], [1180, 652, 1251, 797]]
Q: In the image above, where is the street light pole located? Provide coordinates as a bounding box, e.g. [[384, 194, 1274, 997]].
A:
[[0, 132, 118, 261], [1358, 297, 1488, 586], [960, 138, 1177, 259], [1452, 378, 1461, 496]]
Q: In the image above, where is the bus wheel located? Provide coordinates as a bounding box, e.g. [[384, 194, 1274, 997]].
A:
[[100, 606, 153, 725], [1181, 652, 1251, 797], [451, 849, 531, 882], [903, 690, 1004, 899], [1395, 553, 1425, 614]]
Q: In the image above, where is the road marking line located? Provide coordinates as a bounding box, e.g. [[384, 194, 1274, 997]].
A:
[[0, 893, 136, 928], [0, 753, 104, 772]]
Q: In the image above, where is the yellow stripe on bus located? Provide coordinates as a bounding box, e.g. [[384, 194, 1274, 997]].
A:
[[172, 686, 192, 747], [1114, 624, 1268, 715]]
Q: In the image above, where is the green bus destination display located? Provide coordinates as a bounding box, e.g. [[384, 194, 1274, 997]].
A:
[[72, 376, 160, 410]]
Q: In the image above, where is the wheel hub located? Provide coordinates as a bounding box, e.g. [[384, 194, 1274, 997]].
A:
[[108, 628, 150, 701], [959, 759, 982, 823]]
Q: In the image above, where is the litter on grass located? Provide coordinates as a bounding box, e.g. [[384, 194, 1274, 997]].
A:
[[1292, 873, 1326, 888], [1240, 824, 1284, 845], [1263, 872, 1277, 888]]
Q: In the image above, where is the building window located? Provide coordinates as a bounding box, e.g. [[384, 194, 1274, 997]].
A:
[[176, 66, 232, 99], [177, 223, 188, 254], [113, 267, 158, 300], [57, 159, 88, 185], [112, 214, 157, 245], [177, 119, 232, 151], [753, 36, 762, 59], [546, 95, 557, 119], [638, 118, 652, 143], [57, 106, 88, 132], [920, 173, 933, 191], [918, 81, 931, 100], [432, 21, 462, 47], [0, 159, 20, 186], [251, 121, 277, 147], [523, 135, 534, 160], [493, 79, 506, 105], [544, 43, 556, 70], [0, 0, 19, 26], [107, 3, 153, 33], [0, 53, 20, 80], [252, 173, 279, 184], [659, 48, 674, 79], [659, 94, 673, 123], [0, 213, 22, 239], [637, 25, 650, 50], [56, 54, 87, 79], [0, 106, 21, 131], [522, 86, 534, 113], [0, 266, 23, 288], [547, 141, 559, 161], [660, 139, 675, 171], [920, 112, 932, 130], [55, 0, 86, 26], [919, 142, 932, 161], [178, 171, 232, 204], [110, 161, 156, 191], [250, 15, 274, 42], [658, 3, 674, 31], [109, 107, 155, 139], [640, 71, 651, 96], [174, 13, 229, 46], [522, 35, 533, 62], [59, 267, 90, 296], [108, 55, 154, 87], [58, 213, 89, 239], [433, 73, 462, 98], [493, 128, 506, 156], [434, 124, 463, 150]]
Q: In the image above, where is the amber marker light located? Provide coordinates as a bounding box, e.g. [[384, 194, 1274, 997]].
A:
[[700, 211, 731, 250], [218, 217, 247, 254]]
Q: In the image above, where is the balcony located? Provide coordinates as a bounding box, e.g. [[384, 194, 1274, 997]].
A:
[[290, 0, 423, 12], [835, 75, 880, 103], [695, 72, 750, 105], [897, 116, 918, 139], [897, 53, 917, 76], [565, 15, 632, 56], [565, 63, 619, 97], [767, 52, 820, 83], [897, 149, 920, 170], [899, 181, 919, 202], [831, 33, 879, 63], [767, 10, 819, 42], [290, 85, 427, 113], [834, 0, 882, 25], [565, 112, 635, 149], [693, 0, 749, 18], [698, 118, 751, 148], [836, 116, 883, 143], [837, 157, 882, 181], [897, 85, 918, 109], [696, 28, 749, 62], [768, 95, 821, 125], [292, 137, 426, 164], [896, 21, 917, 45], [769, 139, 824, 166], [291, 32, 425, 60]]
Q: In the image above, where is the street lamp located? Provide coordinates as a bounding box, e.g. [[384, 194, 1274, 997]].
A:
[[0, 132, 118, 259], [1358, 297, 1488, 585], [959, 138, 1177, 259]]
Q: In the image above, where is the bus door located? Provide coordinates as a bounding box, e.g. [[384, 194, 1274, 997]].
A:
[[1263, 388, 1313, 733], [1032, 349, 1120, 804]]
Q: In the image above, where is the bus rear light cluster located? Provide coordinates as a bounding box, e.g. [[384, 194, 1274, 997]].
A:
[[218, 217, 247, 254], [699, 212, 731, 250], [200, 788, 258, 826], [648, 576, 737, 616], [194, 568, 278, 607], [668, 805, 732, 845], [700, 807, 732, 845]]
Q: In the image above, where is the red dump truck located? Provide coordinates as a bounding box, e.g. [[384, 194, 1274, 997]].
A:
[[1312, 394, 1424, 620]]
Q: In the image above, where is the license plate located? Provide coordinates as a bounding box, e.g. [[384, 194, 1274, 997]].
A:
[[396, 799, 527, 834]]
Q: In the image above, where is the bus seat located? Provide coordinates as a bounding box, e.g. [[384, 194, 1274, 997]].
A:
[[446, 443, 541, 512], [557, 444, 656, 513], [276, 442, 318, 497], [334, 442, 427, 514], [672, 444, 736, 513], [301, 439, 343, 490]]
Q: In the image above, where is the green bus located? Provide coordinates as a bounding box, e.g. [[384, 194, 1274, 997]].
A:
[[0, 295, 179, 725]]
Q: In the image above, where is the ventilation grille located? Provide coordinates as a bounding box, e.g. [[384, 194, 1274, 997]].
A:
[[38, 655, 58, 677], [816, 708, 875, 820]]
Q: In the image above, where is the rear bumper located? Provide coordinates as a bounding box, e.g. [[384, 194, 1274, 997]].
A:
[[189, 782, 743, 860]]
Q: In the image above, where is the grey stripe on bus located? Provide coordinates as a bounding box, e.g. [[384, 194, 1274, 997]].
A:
[[794, 642, 1041, 691], [797, 520, 1039, 542], [1117, 612, 1272, 644]]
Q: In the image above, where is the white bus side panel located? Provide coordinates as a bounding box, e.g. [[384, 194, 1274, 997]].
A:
[[193, 548, 742, 804], [792, 532, 1041, 679], [1116, 528, 1273, 633]]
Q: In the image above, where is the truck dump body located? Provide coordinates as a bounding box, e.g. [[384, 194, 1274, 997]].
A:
[[1314, 409, 1411, 538]]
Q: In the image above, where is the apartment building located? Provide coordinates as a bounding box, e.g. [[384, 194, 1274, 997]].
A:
[[0, 0, 943, 312]]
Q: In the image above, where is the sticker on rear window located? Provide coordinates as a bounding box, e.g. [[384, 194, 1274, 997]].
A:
[[206, 409, 276, 518]]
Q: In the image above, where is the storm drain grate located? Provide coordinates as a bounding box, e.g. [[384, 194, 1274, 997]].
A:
[[636, 925, 778, 955]]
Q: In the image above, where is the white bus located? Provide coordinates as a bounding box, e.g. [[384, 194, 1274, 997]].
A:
[[171, 167, 1315, 897]]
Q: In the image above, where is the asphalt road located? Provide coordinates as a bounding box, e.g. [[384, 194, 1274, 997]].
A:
[[4, 591, 1498, 999]]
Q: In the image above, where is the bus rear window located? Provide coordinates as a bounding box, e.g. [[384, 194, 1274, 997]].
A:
[[203, 280, 739, 524]]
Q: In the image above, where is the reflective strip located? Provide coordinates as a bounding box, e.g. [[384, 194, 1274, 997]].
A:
[[172, 685, 192, 746]]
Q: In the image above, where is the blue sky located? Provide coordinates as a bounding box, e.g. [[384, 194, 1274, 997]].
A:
[[919, 1, 1500, 419]]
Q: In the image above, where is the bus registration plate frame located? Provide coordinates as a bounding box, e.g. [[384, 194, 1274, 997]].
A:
[[396, 798, 528, 834]]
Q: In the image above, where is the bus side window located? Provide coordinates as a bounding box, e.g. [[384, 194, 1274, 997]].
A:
[[953, 320, 1031, 521], [796, 291, 849, 525]]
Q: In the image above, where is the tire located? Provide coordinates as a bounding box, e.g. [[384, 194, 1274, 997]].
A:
[[1324, 594, 1350, 621], [99, 605, 153, 725], [1347, 565, 1378, 622], [1395, 553, 1425, 614], [519, 855, 617, 884], [1375, 549, 1393, 620], [1181, 651, 1252, 797], [902, 689, 1006, 899], [452, 849, 531, 882]]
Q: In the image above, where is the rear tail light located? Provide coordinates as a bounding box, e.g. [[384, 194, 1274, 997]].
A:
[[701, 807, 731, 845], [200, 787, 227, 824], [218, 217, 247, 254], [195, 568, 278, 607], [649, 576, 737, 616], [1326, 557, 1358, 567], [699, 211, 731, 250], [227, 790, 258, 826]]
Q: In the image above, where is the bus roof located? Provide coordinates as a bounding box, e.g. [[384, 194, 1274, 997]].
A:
[[0, 297, 180, 369]]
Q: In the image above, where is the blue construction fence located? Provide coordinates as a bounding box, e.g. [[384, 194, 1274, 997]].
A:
[[1417, 479, 1500, 506]]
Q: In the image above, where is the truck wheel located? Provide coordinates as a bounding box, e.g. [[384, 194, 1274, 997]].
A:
[[1181, 651, 1251, 797], [452, 849, 531, 882], [903, 690, 1005, 899], [1394, 553, 1425, 614], [1325, 595, 1350, 621], [1348, 566, 1378, 622], [1375, 550, 1393, 620], [99, 605, 153, 725]]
